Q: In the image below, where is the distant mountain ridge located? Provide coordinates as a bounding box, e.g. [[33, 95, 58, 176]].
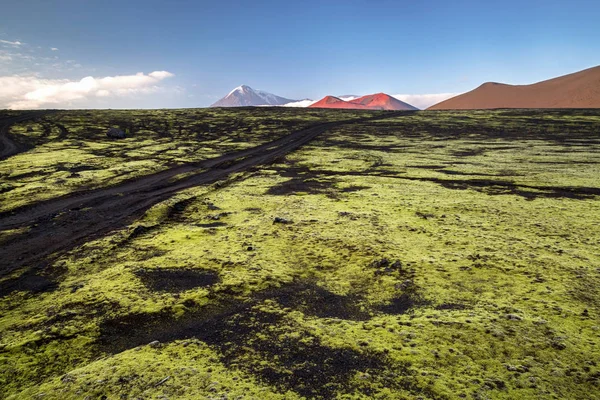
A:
[[212, 66, 600, 110], [310, 93, 417, 110], [309, 96, 369, 109], [429, 65, 600, 109], [350, 93, 419, 110], [211, 86, 419, 109], [210, 85, 296, 107]]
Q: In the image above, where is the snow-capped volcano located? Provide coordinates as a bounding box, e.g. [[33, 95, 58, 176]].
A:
[[210, 85, 297, 107]]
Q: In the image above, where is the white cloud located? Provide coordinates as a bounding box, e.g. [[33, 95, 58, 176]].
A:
[[282, 99, 316, 107], [149, 71, 174, 79], [0, 50, 29, 63], [51, 47, 59, 51], [391, 93, 460, 109], [96, 89, 111, 97], [0, 39, 22, 47], [0, 71, 175, 109]]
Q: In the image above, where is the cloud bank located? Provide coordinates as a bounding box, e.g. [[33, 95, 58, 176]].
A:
[[0, 71, 175, 109], [391, 93, 460, 109], [283, 99, 317, 107]]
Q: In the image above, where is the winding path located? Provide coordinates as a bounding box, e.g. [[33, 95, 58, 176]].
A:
[[0, 112, 405, 278], [0, 111, 52, 160]]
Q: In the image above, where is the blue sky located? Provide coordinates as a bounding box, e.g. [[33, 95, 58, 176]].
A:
[[1, 0, 599, 109]]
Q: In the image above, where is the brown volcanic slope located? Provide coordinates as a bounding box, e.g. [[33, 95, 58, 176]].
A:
[[309, 96, 371, 109], [349, 93, 418, 110], [310, 93, 417, 110], [429, 65, 600, 110]]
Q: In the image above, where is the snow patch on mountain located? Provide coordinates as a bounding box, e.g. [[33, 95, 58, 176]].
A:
[[211, 85, 296, 107]]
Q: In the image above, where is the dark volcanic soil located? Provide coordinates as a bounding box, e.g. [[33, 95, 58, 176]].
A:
[[0, 112, 404, 295]]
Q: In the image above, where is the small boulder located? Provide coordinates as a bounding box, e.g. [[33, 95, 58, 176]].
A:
[[506, 313, 523, 321], [129, 225, 150, 239], [106, 128, 126, 139], [273, 217, 292, 224], [61, 373, 76, 383], [551, 341, 567, 350]]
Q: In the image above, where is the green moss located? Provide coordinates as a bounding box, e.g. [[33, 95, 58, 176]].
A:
[[1, 109, 599, 399]]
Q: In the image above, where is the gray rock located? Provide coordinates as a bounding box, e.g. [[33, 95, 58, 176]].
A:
[[107, 128, 126, 139], [61, 374, 76, 383], [551, 341, 567, 350]]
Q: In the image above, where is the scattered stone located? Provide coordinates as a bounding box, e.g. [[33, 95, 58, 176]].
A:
[[106, 128, 126, 139], [70, 284, 84, 293], [26, 126, 34, 133], [207, 213, 228, 221], [415, 211, 435, 220], [61, 374, 76, 383], [183, 299, 196, 307], [148, 340, 161, 348], [172, 201, 188, 212], [582, 309, 590, 317], [484, 378, 507, 390], [506, 364, 529, 373], [273, 217, 293, 224], [206, 202, 220, 210], [154, 376, 171, 387], [395, 279, 414, 290], [371, 259, 405, 276], [506, 313, 523, 321], [371, 258, 391, 269], [551, 341, 567, 350], [338, 211, 358, 220], [129, 225, 150, 239]]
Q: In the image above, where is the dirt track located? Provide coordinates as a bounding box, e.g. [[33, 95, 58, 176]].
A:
[[0, 112, 404, 281], [0, 111, 52, 159]]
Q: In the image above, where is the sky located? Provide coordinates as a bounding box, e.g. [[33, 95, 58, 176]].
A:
[[1, 0, 599, 109]]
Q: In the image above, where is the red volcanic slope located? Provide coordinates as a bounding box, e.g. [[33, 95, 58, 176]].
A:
[[309, 96, 371, 109], [310, 93, 417, 110], [349, 93, 418, 110], [429, 65, 600, 110]]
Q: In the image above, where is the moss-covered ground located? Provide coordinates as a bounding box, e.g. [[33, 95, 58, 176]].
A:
[[1, 109, 599, 399], [0, 108, 371, 213]]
